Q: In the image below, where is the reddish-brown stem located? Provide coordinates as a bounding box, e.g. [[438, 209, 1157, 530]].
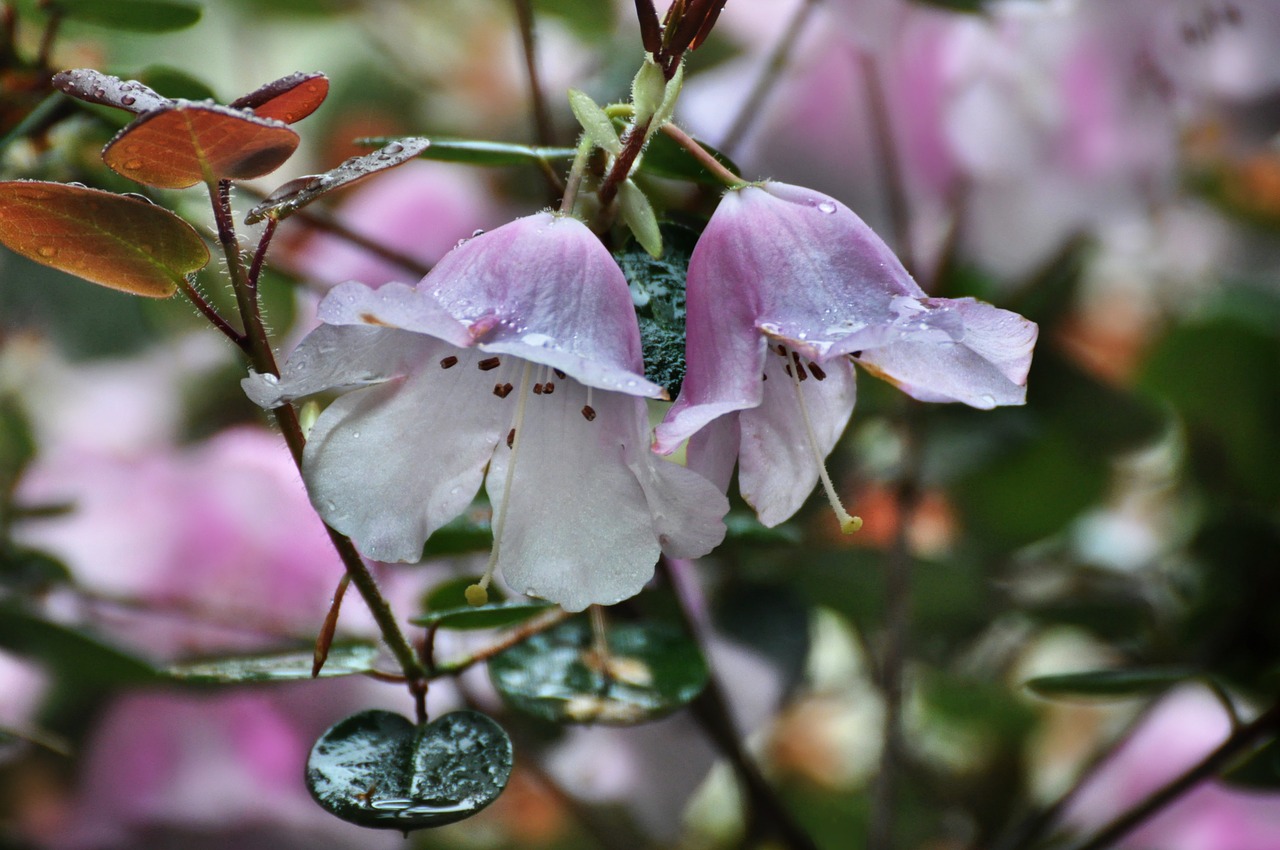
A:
[[246, 217, 278, 295], [177, 277, 248, 352], [430, 608, 573, 678], [660, 122, 743, 187], [595, 117, 652, 212], [312, 572, 350, 678]]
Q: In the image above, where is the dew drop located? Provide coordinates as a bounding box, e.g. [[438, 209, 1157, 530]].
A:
[[36, 246, 57, 258], [283, 112, 295, 121], [384, 142, 404, 154], [979, 394, 997, 407], [121, 94, 136, 106], [471, 228, 485, 237], [123, 159, 143, 170], [817, 201, 837, 214]]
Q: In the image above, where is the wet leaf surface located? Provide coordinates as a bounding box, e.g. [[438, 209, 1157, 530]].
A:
[[164, 643, 380, 683], [306, 710, 513, 831], [229, 72, 329, 124], [356, 136, 575, 167], [245, 137, 429, 223], [490, 618, 708, 724], [0, 181, 209, 297], [52, 69, 169, 113], [103, 102, 299, 188]]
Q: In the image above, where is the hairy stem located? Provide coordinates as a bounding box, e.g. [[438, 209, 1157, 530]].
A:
[[204, 180, 427, 702], [660, 122, 745, 188]]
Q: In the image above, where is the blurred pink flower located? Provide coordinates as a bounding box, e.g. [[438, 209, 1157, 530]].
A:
[[1062, 686, 1280, 850]]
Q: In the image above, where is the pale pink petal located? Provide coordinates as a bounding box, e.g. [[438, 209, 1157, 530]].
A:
[[304, 342, 507, 563], [738, 348, 857, 526], [629, 451, 729, 560]]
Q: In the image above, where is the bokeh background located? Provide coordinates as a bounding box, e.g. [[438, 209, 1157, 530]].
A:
[[2, 1, 1280, 848]]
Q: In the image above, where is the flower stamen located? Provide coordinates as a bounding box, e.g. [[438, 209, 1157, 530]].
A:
[[470, 360, 535, 606], [783, 345, 861, 534], [478, 356, 501, 371], [440, 355, 458, 369]]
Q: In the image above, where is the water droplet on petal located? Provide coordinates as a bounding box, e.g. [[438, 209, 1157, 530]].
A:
[[817, 201, 837, 214], [979, 394, 997, 407]]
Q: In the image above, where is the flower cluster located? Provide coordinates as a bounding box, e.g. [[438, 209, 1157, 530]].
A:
[[248, 181, 1036, 610]]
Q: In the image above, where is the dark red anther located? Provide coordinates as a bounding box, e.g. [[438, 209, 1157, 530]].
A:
[[440, 355, 458, 369], [808, 362, 827, 381], [581, 405, 597, 422], [507, 428, 516, 448], [478, 357, 501, 371]]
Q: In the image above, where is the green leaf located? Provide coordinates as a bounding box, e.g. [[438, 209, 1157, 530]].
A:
[[413, 601, 555, 632], [723, 511, 803, 545], [568, 89, 622, 155], [163, 643, 380, 683], [0, 605, 157, 687], [637, 129, 739, 186], [0, 396, 35, 488], [614, 222, 697, 396], [420, 509, 494, 557], [532, 0, 616, 37], [358, 136, 576, 168], [489, 618, 708, 724], [1024, 668, 1196, 700], [53, 0, 203, 32], [0, 181, 210, 297], [306, 709, 513, 830], [618, 179, 662, 257]]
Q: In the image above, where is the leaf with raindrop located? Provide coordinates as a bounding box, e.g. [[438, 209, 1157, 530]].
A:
[[0, 181, 209, 297], [52, 69, 170, 114], [103, 101, 299, 189], [306, 710, 513, 831], [163, 643, 381, 684], [229, 71, 329, 124], [245, 137, 430, 224], [489, 618, 708, 724], [356, 136, 576, 168]]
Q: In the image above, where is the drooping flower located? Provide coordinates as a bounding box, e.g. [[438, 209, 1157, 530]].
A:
[[245, 212, 728, 612], [654, 181, 1037, 529]]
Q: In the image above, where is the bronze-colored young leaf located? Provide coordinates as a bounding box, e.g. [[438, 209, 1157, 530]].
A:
[[103, 101, 300, 189], [246, 137, 430, 224], [52, 69, 170, 114], [229, 72, 329, 124], [0, 181, 209, 297]]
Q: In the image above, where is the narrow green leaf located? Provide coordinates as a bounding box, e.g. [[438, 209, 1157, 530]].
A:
[[164, 643, 381, 683], [357, 136, 576, 167], [0, 605, 157, 686], [618, 179, 662, 258], [1025, 668, 1196, 700], [568, 89, 622, 156]]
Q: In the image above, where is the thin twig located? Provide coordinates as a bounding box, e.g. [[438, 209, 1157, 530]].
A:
[[35, 6, 61, 68], [431, 608, 574, 678], [176, 277, 248, 352], [868, 415, 921, 850], [660, 122, 744, 187], [1067, 701, 1280, 850], [661, 558, 820, 850], [721, 0, 820, 156], [246, 217, 278, 294], [859, 49, 915, 276]]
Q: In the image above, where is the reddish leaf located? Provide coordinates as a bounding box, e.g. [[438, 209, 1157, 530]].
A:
[[246, 137, 430, 224], [103, 101, 300, 189], [229, 72, 329, 124], [0, 181, 209, 297], [52, 68, 170, 114]]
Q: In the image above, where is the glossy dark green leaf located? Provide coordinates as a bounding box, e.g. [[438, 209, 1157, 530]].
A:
[[0, 546, 72, 593], [490, 619, 708, 724], [1223, 737, 1280, 789], [723, 511, 803, 545], [53, 0, 203, 32], [414, 575, 553, 630], [306, 709, 513, 830], [614, 223, 697, 396], [637, 129, 740, 187], [357, 136, 575, 168], [424, 575, 504, 610], [1024, 668, 1196, 700], [0, 605, 156, 686], [164, 643, 380, 683], [246, 137, 429, 224]]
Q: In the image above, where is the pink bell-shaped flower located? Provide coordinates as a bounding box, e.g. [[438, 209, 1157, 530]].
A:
[[655, 181, 1037, 529], [246, 212, 728, 612]]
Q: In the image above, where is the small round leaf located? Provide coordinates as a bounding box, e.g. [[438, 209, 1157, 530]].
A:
[[306, 710, 513, 831], [103, 102, 299, 189], [54, 0, 202, 32], [0, 181, 209, 297], [229, 72, 329, 124], [489, 619, 708, 724]]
